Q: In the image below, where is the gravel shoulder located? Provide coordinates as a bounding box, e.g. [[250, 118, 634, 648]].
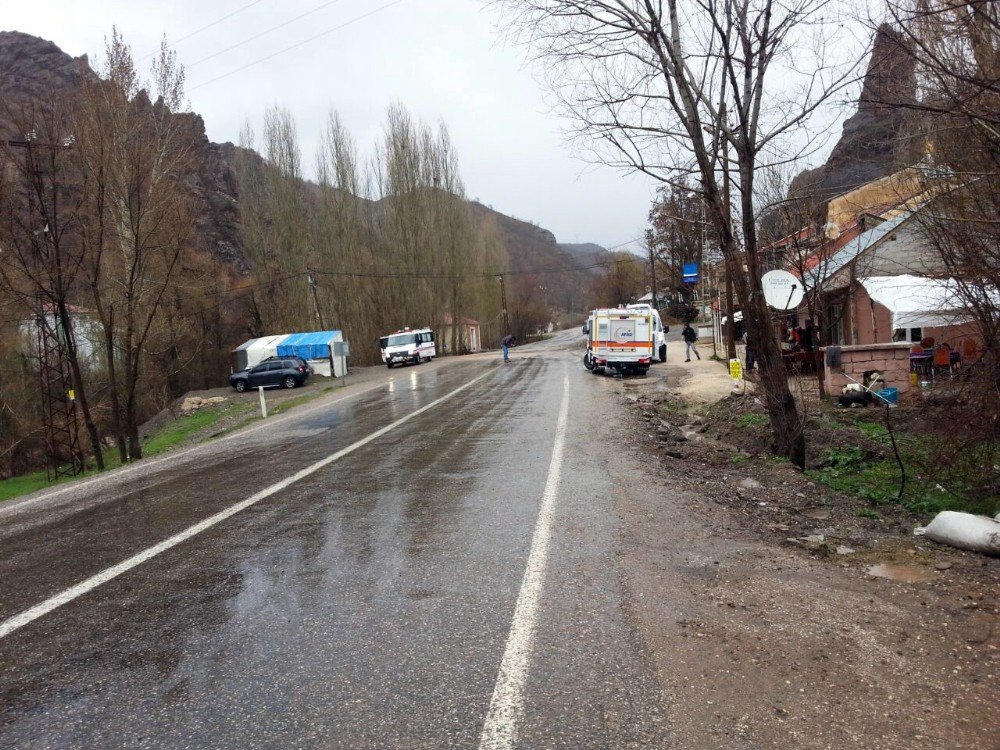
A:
[[604, 361, 998, 749]]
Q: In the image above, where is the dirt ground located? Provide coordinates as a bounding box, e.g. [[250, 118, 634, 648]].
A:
[[610, 353, 998, 749]]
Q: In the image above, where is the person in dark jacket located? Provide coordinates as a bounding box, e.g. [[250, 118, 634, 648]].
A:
[[682, 324, 700, 362], [500, 333, 516, 363]]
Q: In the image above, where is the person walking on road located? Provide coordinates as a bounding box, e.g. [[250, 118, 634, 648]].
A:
[[500, 333, 516, 363], [682, 323, 700, 362]]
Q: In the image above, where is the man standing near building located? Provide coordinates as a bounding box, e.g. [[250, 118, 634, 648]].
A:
[[500, 333, 516, 363], [682, 323, 700, 362]]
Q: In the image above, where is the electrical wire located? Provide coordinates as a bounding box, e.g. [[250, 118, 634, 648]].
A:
[[189, 0, 408, 91], [187, 0, 347, 69], [139, 0, 268, 60]]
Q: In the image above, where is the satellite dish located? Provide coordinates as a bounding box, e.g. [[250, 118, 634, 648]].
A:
[[822, 222, 841, 240], [762, 270, 804, 310]]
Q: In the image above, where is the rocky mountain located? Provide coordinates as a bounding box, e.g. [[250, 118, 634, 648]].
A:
[[790, 24, 925, 201], [0, 31, 604, 289]]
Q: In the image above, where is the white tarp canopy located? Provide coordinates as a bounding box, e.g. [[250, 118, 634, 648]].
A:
[[244, 334, 289, 369], [860, 275, 978, 330], [721, 310, 744, 325]]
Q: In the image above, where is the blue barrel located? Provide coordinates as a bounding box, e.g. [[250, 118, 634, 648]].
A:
[[876, 387, 899, 404]]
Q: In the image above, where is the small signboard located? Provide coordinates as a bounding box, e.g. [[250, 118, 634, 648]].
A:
[[729, 358, 743, 381], [682, 262, 699, 284]]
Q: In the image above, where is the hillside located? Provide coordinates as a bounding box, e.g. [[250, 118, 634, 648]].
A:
[[0, 31, 605, 297]]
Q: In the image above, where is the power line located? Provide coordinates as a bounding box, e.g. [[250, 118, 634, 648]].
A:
[[189, 0, 408, 91], [310, 253, 650, 281], [139, 0, 268, 60], [187, 0, 347, 69]]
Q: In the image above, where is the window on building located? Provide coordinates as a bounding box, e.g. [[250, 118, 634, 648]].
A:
[[825, 303, 844, 345], [892, 327, 922, 343]]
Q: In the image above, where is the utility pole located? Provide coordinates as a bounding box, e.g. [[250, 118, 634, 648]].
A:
[[8, 133, 85, 478], [647, 243, 659, 310], [307, 268, 326, 330], [497, 274, 510, 334]]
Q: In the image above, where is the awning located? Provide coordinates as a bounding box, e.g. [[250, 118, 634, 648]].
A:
[[276, 330, 343, 361], [859, 275, 983, 330]]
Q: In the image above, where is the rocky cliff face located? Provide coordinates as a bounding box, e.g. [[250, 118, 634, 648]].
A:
[[791, 24, 925, 200], [0, 31, 603, 284], [0, 31, 247, 274]]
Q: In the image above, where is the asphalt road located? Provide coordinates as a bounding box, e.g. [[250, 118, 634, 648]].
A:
[[0, 331, 672, 749]]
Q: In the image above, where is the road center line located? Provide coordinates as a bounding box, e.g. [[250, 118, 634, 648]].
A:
[[478, 370, 570, 750], [0, 367, 495, 641]]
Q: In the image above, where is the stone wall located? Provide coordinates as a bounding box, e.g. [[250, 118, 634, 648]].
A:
[[823, 342, 913, 394]]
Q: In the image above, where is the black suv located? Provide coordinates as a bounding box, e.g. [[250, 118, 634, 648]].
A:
[[230, 357, 311, 392]]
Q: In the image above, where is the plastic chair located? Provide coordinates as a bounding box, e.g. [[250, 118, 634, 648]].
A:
[[932, 345, 952, 378]]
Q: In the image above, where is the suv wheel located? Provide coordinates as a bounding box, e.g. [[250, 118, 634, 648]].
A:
[[659, 344, 667, 362], [234, 380, 248, 393], [282, 375, 297, 389]]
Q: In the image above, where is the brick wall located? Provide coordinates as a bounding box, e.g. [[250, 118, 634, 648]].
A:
[[823, 343, 913, 393]]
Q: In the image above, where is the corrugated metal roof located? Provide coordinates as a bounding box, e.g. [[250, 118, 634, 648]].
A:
[[818, 212, 912, 287]]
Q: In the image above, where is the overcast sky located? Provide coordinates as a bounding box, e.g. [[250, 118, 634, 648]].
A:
[[5, 1, 865, 252], [4, 0, 671, 249]]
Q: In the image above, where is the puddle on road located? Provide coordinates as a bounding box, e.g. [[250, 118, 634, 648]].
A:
[[866, 563, 936, 583]]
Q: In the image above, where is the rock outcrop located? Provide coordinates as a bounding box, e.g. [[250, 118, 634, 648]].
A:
[[0, 31, 604, 284], [792, 24, 924, 200]]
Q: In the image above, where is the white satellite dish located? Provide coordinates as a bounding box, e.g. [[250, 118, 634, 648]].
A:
[[761, 269, 804, 310]]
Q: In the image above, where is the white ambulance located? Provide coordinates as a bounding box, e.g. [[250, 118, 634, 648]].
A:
[[582, 307, 654, 376], [626, 303, 669, 362], [379, 327, 436, 368]]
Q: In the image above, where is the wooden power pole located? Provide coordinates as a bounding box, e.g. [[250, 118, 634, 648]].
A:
[[497, 274, 510, 334]]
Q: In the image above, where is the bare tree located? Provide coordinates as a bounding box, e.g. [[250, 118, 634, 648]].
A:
[[646, 180, 708, 303], [495, 0, 867, 466], [76, 30, 195, 460], [0, 101, 105, 470]]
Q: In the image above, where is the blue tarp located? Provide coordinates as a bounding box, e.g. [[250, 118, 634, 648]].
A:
[[276, 331, 342, 360]]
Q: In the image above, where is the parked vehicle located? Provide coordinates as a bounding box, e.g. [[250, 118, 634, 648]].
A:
[[626, 303, 669, 362], [379, 328, 436, 368], [582, 307, 655, 376], [229, 357, 311, 392]]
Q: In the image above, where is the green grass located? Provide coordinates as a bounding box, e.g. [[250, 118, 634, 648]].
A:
[[810, 442, 995, 517], [737, 413, 769, 427], [0, 386, 338, 504], [856, 421, 889, 442], [731, 453, 751, 466], [0, 449, 124, 503], [142, 407, 241, 456], [0, 470, 56, 503]]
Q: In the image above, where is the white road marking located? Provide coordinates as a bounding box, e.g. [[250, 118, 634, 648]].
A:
[[0, 379, 390, 516], [478, 371, 570, 750], [0, 368, 495, 641]]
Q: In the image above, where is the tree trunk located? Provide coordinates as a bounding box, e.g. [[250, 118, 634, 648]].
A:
[[735, 158, 806, 468], [56, 302, 104, 470]]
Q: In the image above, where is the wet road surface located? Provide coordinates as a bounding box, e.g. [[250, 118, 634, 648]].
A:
[[0, 335, 671, 748]]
